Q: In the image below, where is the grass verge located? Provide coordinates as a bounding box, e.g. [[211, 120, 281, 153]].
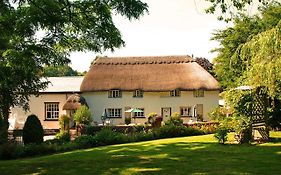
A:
[[0, 132, 280, 175]]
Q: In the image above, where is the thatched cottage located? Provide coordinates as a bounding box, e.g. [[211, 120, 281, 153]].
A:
[[9, 55, 220, 129], [81, 55, 220, 125]]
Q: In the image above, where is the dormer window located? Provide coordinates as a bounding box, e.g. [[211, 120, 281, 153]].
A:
[[170, 89, 180, 97], [108, 90, 121, 98], [133, 90, 143, 98]]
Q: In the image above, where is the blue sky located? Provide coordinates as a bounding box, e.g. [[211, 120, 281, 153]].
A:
[[70, 0, 231, 72]]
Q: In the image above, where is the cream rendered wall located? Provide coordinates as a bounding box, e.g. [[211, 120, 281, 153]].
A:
[[83, 91, 219, 125], [9, 93, 70, 129]]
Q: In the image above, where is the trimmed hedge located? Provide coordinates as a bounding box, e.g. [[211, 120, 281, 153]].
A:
[[1, 125, 205, 160], [184, 122, 219, 134], [82, 125, 148, 135]]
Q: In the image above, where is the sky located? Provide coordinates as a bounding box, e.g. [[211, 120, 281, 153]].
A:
[[70, 0, 231, 72]]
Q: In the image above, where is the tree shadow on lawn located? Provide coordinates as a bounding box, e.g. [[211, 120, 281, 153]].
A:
[[0, 140, 281, 175]]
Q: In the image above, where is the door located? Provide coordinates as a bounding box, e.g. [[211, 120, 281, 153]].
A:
[[124, 106, 131, 118], [161, 107, 171, 122], [196, 104, 203, 121]]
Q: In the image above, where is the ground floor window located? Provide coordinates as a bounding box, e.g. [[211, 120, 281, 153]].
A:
[[180, 106, 192, 117], [108, 108, 122, 118], [45, 102, 59, 120], [134, 108, 145, 118]]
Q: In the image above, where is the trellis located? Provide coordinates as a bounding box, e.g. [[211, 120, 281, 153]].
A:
[[251, 90, 269, 141]]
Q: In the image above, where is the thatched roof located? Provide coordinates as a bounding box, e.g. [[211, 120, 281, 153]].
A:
[[62, 94, 88, 110], [80, 55, 220, 92]]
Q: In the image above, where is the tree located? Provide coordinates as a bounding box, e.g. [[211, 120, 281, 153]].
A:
[[0, 0, 148, 144], [205, 0, 278, 21], [43, 65, 79, 77], [211, 4, 281, 130], [22, 114, 44, 145], [73, 105, 92, 125], [211, 4, 281, 89]]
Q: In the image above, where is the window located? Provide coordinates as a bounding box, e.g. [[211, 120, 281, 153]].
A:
[[194, 90, 204, 97], [108, 90, 121, 98], [133, 90, 143, 97], [170, 89, 180, 97], [107, 108, 122, 118], [180, 107, 192, 117], [134, 108, 145, 118], [45, 102, 59, 120]]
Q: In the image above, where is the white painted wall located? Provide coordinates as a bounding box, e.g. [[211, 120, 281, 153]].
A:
[[9, 90, 219, 129], [83, 91, 219, 125], [9, 93, 71, 129]]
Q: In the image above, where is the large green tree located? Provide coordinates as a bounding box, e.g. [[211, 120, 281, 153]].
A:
[[43, 65, 82, 77], [211, 4, 281, 89], [205, 0, 277, 21], [210, 2, 281, 129], [0, 0, 148, 144]]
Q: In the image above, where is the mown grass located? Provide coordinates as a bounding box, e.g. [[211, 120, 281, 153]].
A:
[[0, 132, 281, 175]]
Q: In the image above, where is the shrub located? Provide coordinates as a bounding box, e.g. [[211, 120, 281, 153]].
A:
[[0, 142, 59, 160], [59, 114, 70, 132], [0, 143, 19, 160], [165, 112, 183, 126], [74, 135, 97, 149], [82, 125, 102, 135], [153, 125, 203, 139], [23, 114, 44, 145], [23, 143, 56, 157], [232, 115, 252, 144], [199, 124, 217, 134], [235, 128, 252, 144], [94, 128, 129, 146], [131, 131, 154, 142], [132, 125, 146, 133], [56, 142, 79, 152], [55, 132, 71, 143], [214, 127, 228, 144], [186, 122, 219, 134], [74, 105, 92, 125]]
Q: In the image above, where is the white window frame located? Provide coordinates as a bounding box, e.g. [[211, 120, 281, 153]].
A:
[[107, 108, 122, 118], [194, 90, 204, 97], [45, 102, 59, 120], [133, 90, 143, 98], [108, 90, 121, 98], [180, 106, 192, 117], [134, 108, 145, 118], [170, 89, 180, 97]]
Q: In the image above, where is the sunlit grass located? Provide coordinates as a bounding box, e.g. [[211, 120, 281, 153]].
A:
[[0, 132, 281, 175]]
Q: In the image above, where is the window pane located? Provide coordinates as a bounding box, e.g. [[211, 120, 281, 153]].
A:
[[45, 103, 59, 119], [180, 107, 192, 116]]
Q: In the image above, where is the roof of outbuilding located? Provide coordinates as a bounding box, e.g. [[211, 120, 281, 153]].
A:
[[80, 55, 220, 92], [62, 93, 88, 110], [40, 77, 84, 93]]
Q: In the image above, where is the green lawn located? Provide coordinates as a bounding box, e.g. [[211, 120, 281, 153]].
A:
[[1, 132, 281, 175]]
